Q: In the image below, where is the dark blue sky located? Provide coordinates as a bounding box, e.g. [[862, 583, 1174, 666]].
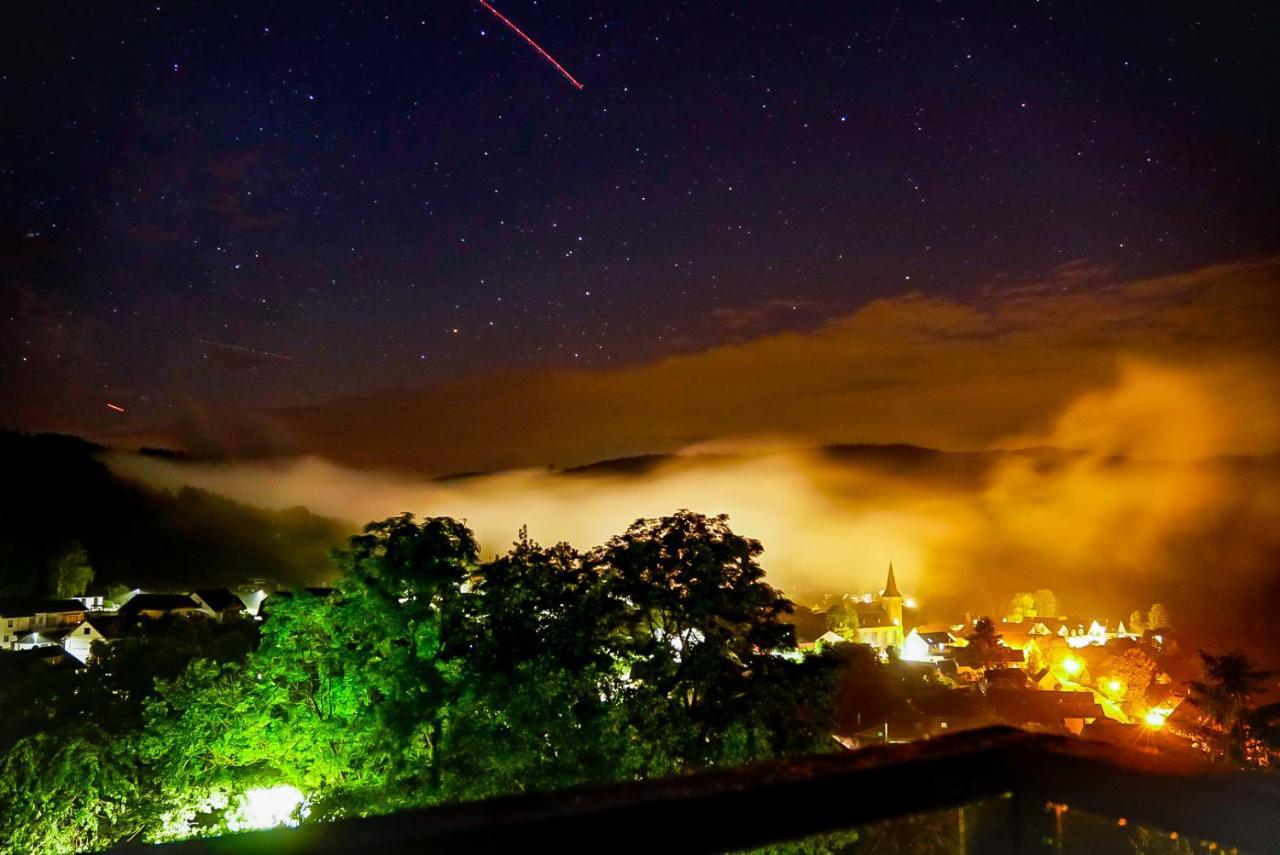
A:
[[4, 1, 1277, 435]]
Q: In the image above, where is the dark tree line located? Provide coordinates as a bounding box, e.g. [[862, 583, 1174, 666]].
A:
[[0, 511, 842, 852]]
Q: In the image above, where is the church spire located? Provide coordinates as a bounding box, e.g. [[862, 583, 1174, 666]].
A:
[[882, 561, 902, 599]]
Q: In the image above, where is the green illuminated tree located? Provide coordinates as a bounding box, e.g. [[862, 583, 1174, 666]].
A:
[[440, 529, 628, 799], [588, 510, 837, 772], [826, 597, 861, 640], [52, 540, 94, 598]]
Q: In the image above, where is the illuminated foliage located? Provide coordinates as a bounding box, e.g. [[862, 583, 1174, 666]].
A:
[[0, 512, 840, 850]]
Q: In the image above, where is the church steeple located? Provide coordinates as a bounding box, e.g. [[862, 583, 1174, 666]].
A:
[[882, 561, 902, 599]]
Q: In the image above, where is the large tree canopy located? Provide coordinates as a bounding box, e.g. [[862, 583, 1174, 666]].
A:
[[0, 511, 842, 852]]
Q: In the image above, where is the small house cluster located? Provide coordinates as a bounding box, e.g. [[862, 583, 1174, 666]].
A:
[[0, 588, 260, 665], [800, 564, 1189, 745]]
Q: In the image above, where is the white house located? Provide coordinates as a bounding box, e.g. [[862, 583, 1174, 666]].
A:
[[63, 615, 124, 663], [1, 599, 87, 651]]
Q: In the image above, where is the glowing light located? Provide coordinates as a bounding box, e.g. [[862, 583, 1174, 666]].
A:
[[1061, 656, 1082, 676], [904, 597, 918, 609], [1144, 708, 1170, 728], [1106, 679, 1123, 694], [231, 785, 307, 831], [478, 0, 584, 90], [106, 402, 126, 413]]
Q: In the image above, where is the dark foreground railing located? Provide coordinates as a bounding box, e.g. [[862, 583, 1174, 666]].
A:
[[117, 727, 1280, 854]]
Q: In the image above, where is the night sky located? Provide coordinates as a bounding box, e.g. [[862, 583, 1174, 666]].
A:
[[4, 1, 1278, 455]]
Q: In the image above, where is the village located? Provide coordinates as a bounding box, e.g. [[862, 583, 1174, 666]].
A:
[[1, 564, 1212, 763], [0, 588, 266, 672], [789, 564, 1212, 757]]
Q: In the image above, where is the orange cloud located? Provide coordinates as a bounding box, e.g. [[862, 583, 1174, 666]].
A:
[[203, 256, 1279, 473]]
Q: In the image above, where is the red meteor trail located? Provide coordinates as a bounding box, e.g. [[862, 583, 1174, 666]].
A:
[[106, 403, 126, 413], [478, 0, 584, 91]]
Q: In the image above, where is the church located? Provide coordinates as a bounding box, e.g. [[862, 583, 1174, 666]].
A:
[[852, 563, 907, 650]]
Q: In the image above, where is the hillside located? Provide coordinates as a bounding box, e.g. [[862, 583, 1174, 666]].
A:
[[0, 431, 351, 597]]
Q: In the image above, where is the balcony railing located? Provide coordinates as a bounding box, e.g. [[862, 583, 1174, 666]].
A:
[[118, 726, 1279, 854]]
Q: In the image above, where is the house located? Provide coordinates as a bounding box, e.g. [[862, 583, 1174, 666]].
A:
[[1, 599, 87, 651], [191, 589, 247, 621], [63, 615, 125, 663], [118, 593, 204, 620], [900, 625, 960, 663], [815, 630, 848, 647]]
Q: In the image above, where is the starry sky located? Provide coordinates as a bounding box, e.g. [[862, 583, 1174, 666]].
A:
[[4, 1, 1278, 462]]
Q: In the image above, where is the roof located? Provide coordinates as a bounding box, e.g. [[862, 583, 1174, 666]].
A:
[[0, 598, 88, 617], [0, 646, 84, 678], [119, 593, 199, 614], [85, 614, 126, 638], [192, 589, 246, 613], [853, 604, 894, 627], [18, 626, 74, 643], [988, 689, 1105, 724], [881, 562, 902, 599]]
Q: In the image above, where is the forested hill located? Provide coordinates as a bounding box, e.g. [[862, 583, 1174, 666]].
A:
[[0, 431, 351, 598]]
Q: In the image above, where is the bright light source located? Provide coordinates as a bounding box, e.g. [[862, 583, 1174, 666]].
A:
[[1061, 656, 1082, 676], [1144, 708, 1169, 729], [231, 785, 307, 831], [1106, 679, 1123, 693]]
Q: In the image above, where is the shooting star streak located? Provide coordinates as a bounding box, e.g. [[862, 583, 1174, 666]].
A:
[[106, 403, 126, 413], [478, 0, 584, 91], [192, 338, 294, 361]]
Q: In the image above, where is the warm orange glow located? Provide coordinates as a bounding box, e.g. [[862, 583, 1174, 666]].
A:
[[1144, 708, 1170, 728], [1061, 656, 1082, 676], [1106, 679, 1123, 694]]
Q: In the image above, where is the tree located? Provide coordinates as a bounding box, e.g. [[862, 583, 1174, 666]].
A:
[[0, 615, 257, 852], [1032, 589, 1058, 619], [1128, 609, 1147, 634], [965, 617, 1010, 670], [1106, 647, 1159, 717], [588, 510, 837, 771], [442, 529, 628, 799], [826, 597, 860, 640], [1147, 603, 1171, 630], [1187, 650, 1274, 764], [328, 514, 480, 802], [1004, 592, 1035, 621], [52, 541, 94, 598]]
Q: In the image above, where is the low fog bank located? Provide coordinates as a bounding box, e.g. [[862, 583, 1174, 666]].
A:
[[107, 361, 1280, 629]]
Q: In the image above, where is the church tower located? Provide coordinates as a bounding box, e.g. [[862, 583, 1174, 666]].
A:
[[881, 561, 904, 632]]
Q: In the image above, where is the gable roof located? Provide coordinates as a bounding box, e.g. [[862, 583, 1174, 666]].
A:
[[0, 598, 88, 618], [119, 593, 199, 614], [84, 614, 126, 638], [192, 589, 246, 613]]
